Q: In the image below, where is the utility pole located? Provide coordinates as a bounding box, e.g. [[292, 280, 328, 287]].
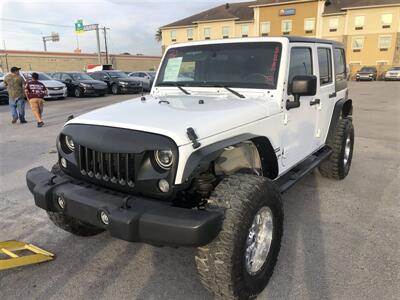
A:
[[102, 27, 110, 64], [3, 40, 9, 72], [95, 25, 101, 64], [42, 37, 47, 51]]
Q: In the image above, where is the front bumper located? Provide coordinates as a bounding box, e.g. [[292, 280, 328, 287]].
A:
[[83, 87, 108, 95], [119, 84, 142, 94], [46, 88, 68, 99], [27, 167, 223, 247]]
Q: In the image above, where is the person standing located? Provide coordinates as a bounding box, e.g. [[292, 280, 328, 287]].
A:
[[24, 72, 47, 127], [4, 67, 27, 124]]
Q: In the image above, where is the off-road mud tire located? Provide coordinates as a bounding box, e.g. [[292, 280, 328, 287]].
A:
[[195, 174, 283, 299], [319, 117, 354, 180]]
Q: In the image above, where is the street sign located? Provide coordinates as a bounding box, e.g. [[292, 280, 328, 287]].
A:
[[75, 20, 84, 34], [51, 32, 59, 42]]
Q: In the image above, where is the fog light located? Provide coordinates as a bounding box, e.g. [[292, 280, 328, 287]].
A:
[[57, 195, 66, 209], [100, 211, 109, 225], [158, 179, 170, 193], [60, 157, 67, 168]]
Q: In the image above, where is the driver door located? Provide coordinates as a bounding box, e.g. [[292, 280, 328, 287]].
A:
[[280, 45, 319, 170]]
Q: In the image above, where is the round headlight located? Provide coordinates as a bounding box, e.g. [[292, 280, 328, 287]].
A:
[[65, 135, 75, 151], [155, 150, 173, 169]]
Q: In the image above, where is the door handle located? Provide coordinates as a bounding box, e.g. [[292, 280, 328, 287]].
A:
[[329, 92, 337, 98], [310, 99, 320, 106]]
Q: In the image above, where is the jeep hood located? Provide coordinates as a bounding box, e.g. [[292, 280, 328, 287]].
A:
[[67, 94, 269, 146]]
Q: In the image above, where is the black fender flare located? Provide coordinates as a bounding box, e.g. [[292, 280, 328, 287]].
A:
[[181, 134, 279, 182], [326, 98, 353, 143]]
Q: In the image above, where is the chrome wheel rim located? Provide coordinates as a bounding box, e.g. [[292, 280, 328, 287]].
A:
[[245, 206, 274, 275], [344, 135, 351, 166]]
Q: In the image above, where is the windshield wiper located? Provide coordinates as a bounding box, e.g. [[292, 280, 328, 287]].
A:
[[223, 86, 245, 99], [159, 82, 191, 95]]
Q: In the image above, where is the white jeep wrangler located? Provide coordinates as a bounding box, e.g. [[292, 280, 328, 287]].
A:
[[27, 37, 354, 299]]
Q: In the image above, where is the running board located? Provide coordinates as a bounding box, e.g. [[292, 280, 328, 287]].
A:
[[276, 147, 332, 194]]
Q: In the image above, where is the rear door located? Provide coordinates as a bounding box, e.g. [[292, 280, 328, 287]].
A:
[[315, 44, 346, 147]]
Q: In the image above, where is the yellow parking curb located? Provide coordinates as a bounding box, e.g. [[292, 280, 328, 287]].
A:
[[0, 240, 54, 271]]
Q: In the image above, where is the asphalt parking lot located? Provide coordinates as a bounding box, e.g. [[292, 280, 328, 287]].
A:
[[0, 82, 399, 300]]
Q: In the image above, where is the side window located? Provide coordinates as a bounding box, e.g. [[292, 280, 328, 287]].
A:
[[53, 73, 60, 80], [288, 47, 313, 91], [317, 48, 333, 85], [61, 74, 71, 81], [334, 48, 346, 81]]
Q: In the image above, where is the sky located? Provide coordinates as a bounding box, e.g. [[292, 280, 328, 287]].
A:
[[0, 0, 239, 56]]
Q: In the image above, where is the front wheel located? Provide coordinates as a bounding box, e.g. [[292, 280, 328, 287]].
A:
[[111, 84, 120, 95], [74, 87, 83, 97], [196, 174, 283, 299]]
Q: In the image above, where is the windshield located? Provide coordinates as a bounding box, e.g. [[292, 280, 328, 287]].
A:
[[71, 73, 93, 80], [390, 67, 400, 71], [156, 42, 282, 89], [24, 72, 52, 81], [107, 71, 129, 78], [148, 71, 156, 78], [360, 67, 375, 72]]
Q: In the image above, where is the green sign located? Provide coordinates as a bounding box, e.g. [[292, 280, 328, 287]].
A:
[[75, 20, 84, 34]]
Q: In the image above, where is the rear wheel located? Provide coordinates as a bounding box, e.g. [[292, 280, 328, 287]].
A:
[[319, 117, 354, 180], [196, 174, 283, 299], [46, 163, 104, 237]]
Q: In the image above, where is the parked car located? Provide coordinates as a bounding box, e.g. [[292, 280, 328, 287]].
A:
[[384, 66, 400, 81], [27, 37, 354, 300], [0, 82, 8, 104], [88, 70, 142, 95], [0, 72, 4, 82], [128, 71, 156, 91], [356, 66, 377, 81], [52, 72, 108, 97], [21, 71, 67, 99]]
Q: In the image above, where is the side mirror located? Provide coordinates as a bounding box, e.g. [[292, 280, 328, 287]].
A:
[[287, 75, 317, 110]]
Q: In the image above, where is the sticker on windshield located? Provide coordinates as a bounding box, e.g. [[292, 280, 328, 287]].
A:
[[163, 57, 183, 81]]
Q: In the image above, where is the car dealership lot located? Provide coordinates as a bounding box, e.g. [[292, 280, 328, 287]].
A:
[[0, 82, 399, 299]]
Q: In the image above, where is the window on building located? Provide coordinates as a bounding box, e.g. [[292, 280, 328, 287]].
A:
[[222, 26, 230, 39], [379, 35, 392, 50], [187, 28, 193, 41], [318, 48, 333, 85], [204, 28, 211, 40], [171, 30, 177, 42], [241, 24, 249, 37], [334, 48, 347, 82], [352, 37, 364, 51], [288, 47, 313, 91], [304, 18, 315, 33], [329, 18, 339, 32], [282, 20, 292, 34], [354, 16, 365, 30], [260, 22, 270, 36], [381, 14, 393, 28]]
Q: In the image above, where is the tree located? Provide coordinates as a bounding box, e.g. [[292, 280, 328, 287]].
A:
[[155, 28, 162, 43]]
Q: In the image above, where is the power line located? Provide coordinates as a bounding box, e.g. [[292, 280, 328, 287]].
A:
[[0, 18, 73, 28]]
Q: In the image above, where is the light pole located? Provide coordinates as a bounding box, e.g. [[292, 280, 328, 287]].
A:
[[42, 32, 60, 52]]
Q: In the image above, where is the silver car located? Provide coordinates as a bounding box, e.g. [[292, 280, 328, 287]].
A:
[[384, 67, 400, 81], [128, 71, 156, 92], [21, 71, 67, 99]]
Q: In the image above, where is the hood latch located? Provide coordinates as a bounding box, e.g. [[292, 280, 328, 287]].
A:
[[187, 127, 201, 149]]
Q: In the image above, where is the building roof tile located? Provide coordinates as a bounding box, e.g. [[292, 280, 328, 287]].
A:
[[161, 1, 256, 28]]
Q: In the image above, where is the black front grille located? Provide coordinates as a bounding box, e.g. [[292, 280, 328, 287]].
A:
[[78, 145, 135, 188]]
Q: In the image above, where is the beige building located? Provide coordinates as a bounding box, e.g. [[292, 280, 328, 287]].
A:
[[160, 0, 400, 75], [0, 50, 161, 73]]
